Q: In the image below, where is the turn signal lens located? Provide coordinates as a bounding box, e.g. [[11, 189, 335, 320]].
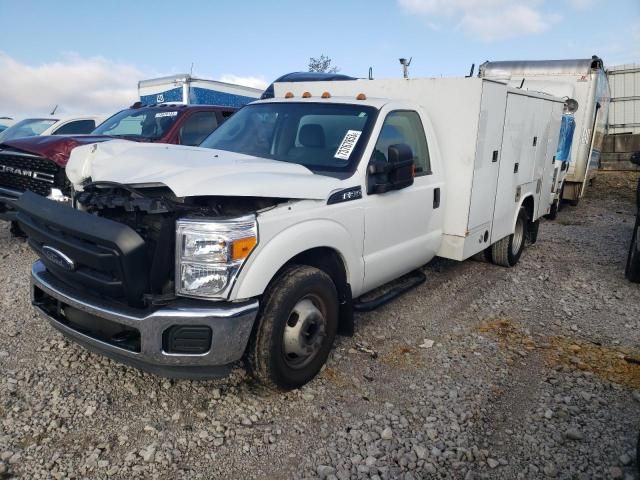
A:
[[232, 236, 257, 261]]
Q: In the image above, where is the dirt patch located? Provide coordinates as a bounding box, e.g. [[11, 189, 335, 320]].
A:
[[320, 366, 351, 388], [549, 337, 640, 389], [588, 171, 640, 203], [478, 318, 538, 358], [478, 317, 640, 389], [381, 344, 423, 369]]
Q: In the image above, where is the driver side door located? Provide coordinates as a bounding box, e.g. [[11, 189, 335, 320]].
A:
[[362, 110, 443, 292]]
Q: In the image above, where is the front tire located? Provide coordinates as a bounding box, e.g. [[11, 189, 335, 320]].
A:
[[492, 207, 528, 267], [246, 265, 339, 389], [626, 217, 640, 283]]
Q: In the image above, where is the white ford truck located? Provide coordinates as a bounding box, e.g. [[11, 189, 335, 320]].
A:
[[16, 77, 564, 389]]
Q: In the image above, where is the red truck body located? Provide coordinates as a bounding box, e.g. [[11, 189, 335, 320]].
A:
[[0, 103, 236, 222]]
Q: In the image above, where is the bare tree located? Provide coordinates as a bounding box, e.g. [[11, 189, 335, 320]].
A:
[[308, 55, 339, 73]]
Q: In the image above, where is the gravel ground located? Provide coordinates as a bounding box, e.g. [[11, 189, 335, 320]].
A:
[[1, 171, 639, 480]]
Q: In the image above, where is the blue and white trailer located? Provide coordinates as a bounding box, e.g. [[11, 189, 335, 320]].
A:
[[138, 74, 262, 108]]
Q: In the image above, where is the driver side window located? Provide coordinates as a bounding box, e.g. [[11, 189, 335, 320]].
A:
[[372, 111, 431, 175]]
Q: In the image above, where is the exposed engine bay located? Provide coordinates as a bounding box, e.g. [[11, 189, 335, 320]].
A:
[[74, 181, 284, 304]]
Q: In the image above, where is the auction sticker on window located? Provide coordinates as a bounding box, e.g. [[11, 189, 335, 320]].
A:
[[334, 130, 362, 160], [155, 111, 178, 118]]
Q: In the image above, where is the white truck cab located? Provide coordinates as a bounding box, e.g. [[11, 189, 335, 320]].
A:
[[17, 77, 564, 389]]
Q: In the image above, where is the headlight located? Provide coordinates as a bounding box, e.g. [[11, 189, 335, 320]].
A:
[[176, 216, 257, 299]]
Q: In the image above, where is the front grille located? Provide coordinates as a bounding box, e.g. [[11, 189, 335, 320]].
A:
[[0, 151, 67, 197], [16, 192, 150, 307]]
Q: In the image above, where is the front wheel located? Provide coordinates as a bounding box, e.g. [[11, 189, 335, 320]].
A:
[[491, 207, 528, 267], [626, 217, 640, 283], [246, 265, 338, 390]]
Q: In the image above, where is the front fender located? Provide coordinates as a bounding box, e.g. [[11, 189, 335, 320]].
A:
[[231, 216, 364, 300]]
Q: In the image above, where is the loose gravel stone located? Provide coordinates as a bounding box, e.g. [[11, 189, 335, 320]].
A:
[[565, 428, 584, 441], [0, 173, 639, 479]]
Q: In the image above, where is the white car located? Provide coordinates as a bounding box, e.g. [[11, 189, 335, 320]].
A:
[[0, 115, 104, 143]]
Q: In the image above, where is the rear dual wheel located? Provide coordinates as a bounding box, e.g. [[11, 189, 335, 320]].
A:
[[491, 207, 528, 267], [545, 200, 559, 221]]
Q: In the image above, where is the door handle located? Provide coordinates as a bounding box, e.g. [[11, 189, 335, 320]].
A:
[[433, 188, 441, 209]]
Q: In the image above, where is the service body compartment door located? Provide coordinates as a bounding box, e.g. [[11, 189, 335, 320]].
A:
[[531, 101, 553, 218], [467, 81, 508, 239], [491, 93, 535, 243], [362, 109, 443, 292]]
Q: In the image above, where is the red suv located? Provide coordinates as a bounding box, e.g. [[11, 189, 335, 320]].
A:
[[0, 103, 236, 230]]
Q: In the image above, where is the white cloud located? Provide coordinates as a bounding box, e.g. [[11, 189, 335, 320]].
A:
[[0, 52, 269, 119], [217, 74, 268, 90], [398, 0, 559, 41], [0, 52, 142, 117], [461, 4, 552, 41], [567, 0, 595, 9]]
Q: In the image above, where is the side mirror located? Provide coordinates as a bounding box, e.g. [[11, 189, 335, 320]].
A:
[[368, 143, 415, 194], [631, 152, 640, 166]]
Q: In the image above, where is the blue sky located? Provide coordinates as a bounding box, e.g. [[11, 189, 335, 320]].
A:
[[0, 0, 638, 116]]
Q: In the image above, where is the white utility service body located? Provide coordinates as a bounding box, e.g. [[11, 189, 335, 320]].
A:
[[480, 58, 610, 204], [24, 76, 564, 389], [274, 77, 564, 267]]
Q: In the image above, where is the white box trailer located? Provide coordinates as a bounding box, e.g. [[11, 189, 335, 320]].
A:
[[479, 57, 610, 205], [138, 74, 262, 108], [279, 77, 564, 261]]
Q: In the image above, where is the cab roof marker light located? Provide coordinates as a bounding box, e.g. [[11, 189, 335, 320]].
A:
[[302, 91, 312, 98], [321, 91, 331, 99], [356, 93, 367, 100], [284, 92, 294, 99]]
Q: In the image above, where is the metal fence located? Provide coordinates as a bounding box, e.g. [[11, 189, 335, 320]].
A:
[[608, 64, 640, 135]]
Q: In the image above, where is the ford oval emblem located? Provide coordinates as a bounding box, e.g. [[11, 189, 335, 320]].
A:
[[42, 246, 75, 271]]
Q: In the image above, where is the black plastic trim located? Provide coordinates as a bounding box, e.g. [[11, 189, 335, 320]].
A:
[[327, 186, 362, 205], [16, 191, 148, 305]]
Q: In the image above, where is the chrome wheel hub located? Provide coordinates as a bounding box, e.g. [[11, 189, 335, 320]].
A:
[[512, 216, 525, 256]]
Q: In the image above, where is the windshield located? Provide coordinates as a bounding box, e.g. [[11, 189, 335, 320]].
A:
[[0, 118, 58, 142], [93, 108, 183, 140], [199, 102, 377, 174]]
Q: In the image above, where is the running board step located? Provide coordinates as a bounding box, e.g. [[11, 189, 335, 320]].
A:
[[353, 270, 426, 312]]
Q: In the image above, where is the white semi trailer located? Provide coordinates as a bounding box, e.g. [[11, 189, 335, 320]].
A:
[[18, 76, 564, 389], [480, 57, 610, 205]]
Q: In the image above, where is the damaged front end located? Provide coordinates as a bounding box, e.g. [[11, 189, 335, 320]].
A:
[[71, 181, 282, 306], [15, 183, 282, 378]]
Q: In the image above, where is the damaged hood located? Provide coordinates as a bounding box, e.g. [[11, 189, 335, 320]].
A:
[[66, 140, 342, 200]]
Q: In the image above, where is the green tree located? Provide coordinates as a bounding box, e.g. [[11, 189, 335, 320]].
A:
[[308, 55, 339, 73]]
